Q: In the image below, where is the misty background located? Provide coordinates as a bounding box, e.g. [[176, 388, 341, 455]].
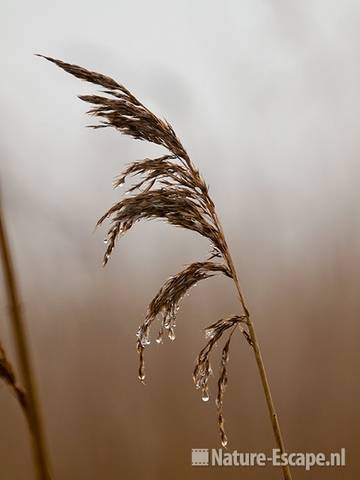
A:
[[1, 1, 359, 478]]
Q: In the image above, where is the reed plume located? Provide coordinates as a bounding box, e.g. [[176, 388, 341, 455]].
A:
[[39, 55, 292, 480]]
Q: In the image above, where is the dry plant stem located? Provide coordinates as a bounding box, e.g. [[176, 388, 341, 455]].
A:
[[224, 242, 292, 480], [0, 203, 52, 480], [0, 340, 28, 415]]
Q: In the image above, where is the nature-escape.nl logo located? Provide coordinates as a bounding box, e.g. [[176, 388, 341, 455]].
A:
[[191, 448, 346, 471]]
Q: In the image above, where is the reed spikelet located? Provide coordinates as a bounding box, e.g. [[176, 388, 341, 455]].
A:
[[39, 55, 292, 480]]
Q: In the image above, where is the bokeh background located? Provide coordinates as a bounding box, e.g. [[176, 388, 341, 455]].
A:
[[1, 1, 359, 478]]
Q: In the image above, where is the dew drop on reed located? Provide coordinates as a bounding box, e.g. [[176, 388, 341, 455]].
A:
[[202, 389, 210, 402], [221, 436, 228, 448]]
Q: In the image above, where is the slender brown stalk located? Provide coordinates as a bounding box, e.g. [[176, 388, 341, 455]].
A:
[[222, 233, 292, 480], [0, 200, 52, 480], [0, 339, 28, 415], [39, 55, 293, 479]]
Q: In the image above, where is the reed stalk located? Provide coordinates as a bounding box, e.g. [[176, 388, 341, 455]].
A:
[[0, 199, 52, 480], [223, 232, 292, 479]]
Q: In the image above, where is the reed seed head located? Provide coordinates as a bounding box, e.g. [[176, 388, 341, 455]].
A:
[[39, 54, 254, 447]]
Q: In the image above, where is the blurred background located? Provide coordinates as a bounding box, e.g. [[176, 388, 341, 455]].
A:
[[1, 1, 359, 478]]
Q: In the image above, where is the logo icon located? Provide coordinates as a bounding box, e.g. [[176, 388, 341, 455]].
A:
[[192, 449, 209, 466]]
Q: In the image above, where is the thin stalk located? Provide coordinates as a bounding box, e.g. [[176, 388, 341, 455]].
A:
[[0, 201, 52, 480], [0, 340, 29, 417], [225, 245, 292, 480]]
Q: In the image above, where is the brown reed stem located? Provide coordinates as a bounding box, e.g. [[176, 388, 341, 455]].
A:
[[0, 340, 29, 417], [0, 201, 52, 480], [222, 231, 292, 480]]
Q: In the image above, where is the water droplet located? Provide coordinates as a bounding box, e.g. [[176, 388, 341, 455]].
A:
[[221, 437, 228, 448], [140, 335, 151, 347], [137, 327, 151, 347], [156, 329, 164, 344], [205, 328, 215, 339], [168, 328, 176, 341], [201, 386, 210, 401], [138, 373, 145, 382], [202, 392, 210, 402], [104, 238, 108, 244]]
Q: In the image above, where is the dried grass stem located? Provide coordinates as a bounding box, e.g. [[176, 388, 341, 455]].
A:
[[0, 200, 52, 480]]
